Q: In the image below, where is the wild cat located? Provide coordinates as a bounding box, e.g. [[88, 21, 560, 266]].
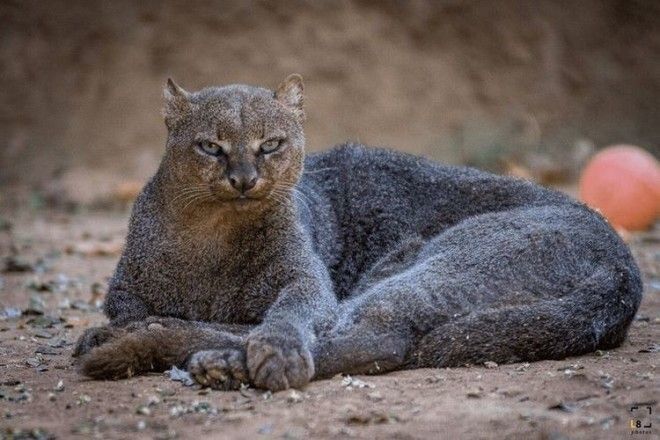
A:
[[73, 74, 642, 391]]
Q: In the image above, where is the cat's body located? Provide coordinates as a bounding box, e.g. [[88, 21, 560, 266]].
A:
[[75, 76, 642, 391]]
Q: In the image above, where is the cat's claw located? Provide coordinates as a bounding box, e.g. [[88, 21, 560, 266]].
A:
[[246, 331, 314, 391], [188, 349, 248, 391]]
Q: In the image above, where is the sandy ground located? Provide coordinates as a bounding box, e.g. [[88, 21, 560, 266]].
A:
[[0, 208, 657, 440]]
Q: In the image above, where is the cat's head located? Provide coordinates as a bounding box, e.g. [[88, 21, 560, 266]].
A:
[[160, 74, 305, 212]]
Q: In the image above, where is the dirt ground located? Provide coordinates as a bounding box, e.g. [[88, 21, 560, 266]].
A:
[[0, 206, 657, 440]]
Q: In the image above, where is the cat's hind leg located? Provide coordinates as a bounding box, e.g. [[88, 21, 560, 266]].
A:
[[312, 203, 642, 377], [411, 266, 638, 368]]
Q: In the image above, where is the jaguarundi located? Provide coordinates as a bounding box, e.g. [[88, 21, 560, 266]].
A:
[[73, 74, 642, 392]]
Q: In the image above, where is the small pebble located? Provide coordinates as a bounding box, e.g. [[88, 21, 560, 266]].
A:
[[54, 380, 64, 392], [25, 357, 41, 367], [467, 388, 483, 398], [287, 390, 303, 403], [136, 405, 151, 416], [341, 375, 374, 389]]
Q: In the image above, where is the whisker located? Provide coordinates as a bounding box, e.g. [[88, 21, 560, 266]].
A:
[[291, 188, 314, 206], [272, 185, 313, 219], [303, 167, 337, 175], [170, 186, 210, 206], [275, 181, 316, 208], [267, 191, 293, 213], [170, 192, 206, 209], [181, 192, 210, 212]]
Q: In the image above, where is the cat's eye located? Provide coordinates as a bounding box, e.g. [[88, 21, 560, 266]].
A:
[[197, 140, 222, 156], [260, 139, 283, 154]]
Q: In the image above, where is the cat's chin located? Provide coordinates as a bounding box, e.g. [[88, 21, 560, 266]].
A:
[[205, 193, 279, 214], [225, 196, 264, 211]]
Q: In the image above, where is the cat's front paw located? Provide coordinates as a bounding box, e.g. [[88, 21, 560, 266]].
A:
[[246, 329, 314, 391], [188, 349, 248, 391], [72, 326, 116, 357]]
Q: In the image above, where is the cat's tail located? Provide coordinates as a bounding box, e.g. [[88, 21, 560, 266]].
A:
[[79, 326, 244, 380], [412, 264, 642, 368]]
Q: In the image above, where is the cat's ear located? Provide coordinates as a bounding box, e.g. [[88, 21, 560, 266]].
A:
[[275, 74, 305, 122], [163, 78, 191, 129]]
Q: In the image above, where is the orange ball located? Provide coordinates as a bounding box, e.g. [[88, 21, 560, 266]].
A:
[[579, 145, 660, 231]]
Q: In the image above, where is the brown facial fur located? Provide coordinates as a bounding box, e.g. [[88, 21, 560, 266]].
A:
[[160, 75, 305, 219]]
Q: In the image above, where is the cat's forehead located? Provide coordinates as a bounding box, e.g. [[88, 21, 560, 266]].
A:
[[190, 85, 283, 136], [192, 85, 273, 111]]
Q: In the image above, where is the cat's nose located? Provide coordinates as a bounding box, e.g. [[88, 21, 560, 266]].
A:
[[229, 172, 258, 193]]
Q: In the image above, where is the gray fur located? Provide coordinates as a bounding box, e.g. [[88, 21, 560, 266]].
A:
[[75, 76, 642, 391]]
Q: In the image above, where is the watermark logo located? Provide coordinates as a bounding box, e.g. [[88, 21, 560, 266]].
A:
[[629, 405, 653, 436]]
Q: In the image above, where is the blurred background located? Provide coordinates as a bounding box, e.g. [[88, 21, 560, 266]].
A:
[[1, 0, 659, 207]]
